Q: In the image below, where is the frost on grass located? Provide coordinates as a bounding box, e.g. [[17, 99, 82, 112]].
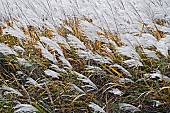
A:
[[39, 36, 72, 69], [92, 54, 113, 64], [16, 71, 24, 76], [13, 104, 39, 113], [141, 33, 158, 48], [152, 100, 163, 107], [160, 35, 170, 49], [0, 43, 18, 56], [85, 65, 103, 71], [85, 65, 106, 74], [1, 85, 23, 97], [1, 0, 170, 34], [156, 40, 169, 57], [119, 33, 140, 47], [88, 102, 106, 113], [0, 0, 170, 112], [64, 25, 73, 33], [119, 103, 141, 112]]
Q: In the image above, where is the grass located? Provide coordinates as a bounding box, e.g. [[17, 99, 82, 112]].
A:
[[0, 0, 170, 112]]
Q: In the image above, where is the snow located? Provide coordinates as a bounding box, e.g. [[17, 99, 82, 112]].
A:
[[67, 34, 86, 49], [44, 69, 60, 79], [0, 0, 169, 32], [40, 36, 65, 57], [16, 57, 32, 67], [108, 88, 123, 96], [116, 46, 141, 60], [119, 78, 134, 84], [34, 41, 58, 63], [71, 84, 85, 94], [13, 46, 25, 52], [1, 0, 170, 61], [26, 77, 42, 88], [144, 72, 170, 82], [119, 103, 141, 112], [124, 59, 143, 67], [14, 104, 39, 113], [71, 71, 98, 90], [3, 26, 26, 40], [0, 43, 18, 56], [0, 0, 170, 112], [88, 102, 106, 113], [1, 85, 23, 97], [52, 35, 71, 50], [143, 49, 159, 59], [49, 64, 67, 73], [59, 56, 73, 69], [76, 49, 112, 64], [111, 64, 132, 77]]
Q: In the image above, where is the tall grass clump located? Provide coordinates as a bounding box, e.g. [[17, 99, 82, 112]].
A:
[[0, 0, 170, 112]]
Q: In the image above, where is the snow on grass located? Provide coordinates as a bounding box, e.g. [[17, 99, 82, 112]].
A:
[[40, 36, 65, 57], [71, 71, 98, 90], [14, 103, 39, 113], [108, 88, 123, 96], [111, 64, 132, 77], [16, 58, 32, 67], [0, 43, 18, 56], [119, 103, 141, 112], [44, 69, 60, 79], [67, 34, 86, 50], [26, 77, 42, 88], [124, 59, 143, 67], [0, 0, 170, 112], [88, 102, 106, 113], [34, 41, 57, 63], [1, 85, 23, 96], [116, 46, 141, 60], [3, 26, 26, 40], [0, 0, 169, 32]]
